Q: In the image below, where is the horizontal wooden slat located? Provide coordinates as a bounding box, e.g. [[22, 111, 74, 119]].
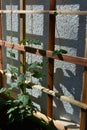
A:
[[0, 40, 25, 51], [0, 69, 87, 110], [31, 84, 87, 110], [0, 40, 87, 66], [0, 10, 87, 15], [25, 46, 87, 67]]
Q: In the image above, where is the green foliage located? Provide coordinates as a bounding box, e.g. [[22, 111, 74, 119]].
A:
[[32, 71, 44, 79], [0, 88, 7, 93], [26, 61, 45, 79], [27, 39, 41, 45], [0, 38, 46, 126], [5, 95, 35, 123], [0, 61, 45, 123], [52, 49, 67, 56], [54, 10, 58, 16], [19, 38, 41, 45], [17, 93, 30, 106], [19, 38, 27, 45], [27, 61, 43, 71], [8, 83, 18, 90], [8, 50, 15, 58], [9, 67, 18, 75], [17, 74, 26, 83]]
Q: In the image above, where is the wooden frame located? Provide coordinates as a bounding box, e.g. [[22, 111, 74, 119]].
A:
[[19, 0, 26, 73], [0, 1, 87, 130], [0, 10, 87, 15], [0, 0, 3, 88], [0, 41, 87, 67]]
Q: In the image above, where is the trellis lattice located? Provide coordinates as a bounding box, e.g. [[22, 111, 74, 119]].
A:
[[0, 1, 87, 130]]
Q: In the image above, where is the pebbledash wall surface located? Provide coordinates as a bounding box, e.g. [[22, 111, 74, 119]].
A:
[[2, 0, 87, 124]]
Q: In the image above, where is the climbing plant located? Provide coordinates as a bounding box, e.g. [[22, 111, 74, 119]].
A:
[[0, 38, 45, 124]]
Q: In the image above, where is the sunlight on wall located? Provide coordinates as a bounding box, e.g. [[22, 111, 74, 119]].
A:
[[60, 84, 74, 114], [6, 35, 18, 43], [6, 5, 18, 32], [55, 5, 79, 40], [26, 5, 44, 35]]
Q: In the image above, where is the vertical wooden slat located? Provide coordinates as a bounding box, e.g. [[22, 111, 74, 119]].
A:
[[80, 33, 87, 130], [0, 0, 3, 88], [47, 0, 56, 117], [20, 0, 26, 73]]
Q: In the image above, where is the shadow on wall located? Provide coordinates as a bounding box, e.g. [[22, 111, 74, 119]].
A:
[[2, 0, 87, 124], [53, 0, 87, 123], [26, 0, 49, 114], [2, 0, 49, 116], [53, 67, 83, 123]]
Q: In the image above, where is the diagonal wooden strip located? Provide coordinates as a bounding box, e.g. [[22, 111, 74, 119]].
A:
[[31, 84, 87, 110]]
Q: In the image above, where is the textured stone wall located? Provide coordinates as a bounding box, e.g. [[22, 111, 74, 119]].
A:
[[2, 0, 87, 124]]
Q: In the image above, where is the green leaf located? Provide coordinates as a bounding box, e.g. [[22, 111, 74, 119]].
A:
[[7, 106, 18, 114], [27, 61, 42, 71], [0, 88, 6, 93], [59, 49, 67, 54], [25, 83, 32, 89], [52, 49, 67, 56], [32, 71, 44, 79], [18, 93, 30, 106], [9, 67, 18, 74], [8, 83, 18, 90], [54, 11, 58, 16], [19, 38, 27, 45], [6, 92, 11, 97], [27, 39, 41, 45], [52, 50, 61, 56], [8, 113, 12, 119], [8, 50, 15, 58], [17, 74, 26, 83], [19, 38, 41, 45], [19, 109, 25, 114]]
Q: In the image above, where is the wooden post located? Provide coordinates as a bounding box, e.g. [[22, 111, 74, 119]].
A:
[[19, 0, 26, 73], [80, 33, 87, 130], [0, 0, 3, 88], [47, 0, 56, 117]]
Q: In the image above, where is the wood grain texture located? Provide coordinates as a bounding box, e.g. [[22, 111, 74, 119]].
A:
[[0, 10, 87, 15], [80, 33, 87, 130], [0, 40, 87, 67]]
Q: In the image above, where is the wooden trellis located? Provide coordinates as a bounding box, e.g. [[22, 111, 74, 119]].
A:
[[0, 0, 87, 130]]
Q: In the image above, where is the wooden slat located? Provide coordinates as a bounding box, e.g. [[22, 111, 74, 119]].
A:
[[80, 33, 87, 130], [47, 0, 56, 118], [0, 40, 25, 51], [19, 0, 26, 73], [0, 40, 87, 67], [0, 10, 87, 15], [0, 68, 87, 110], [31, 84, 87, 110], [0, 0, 3, 88], [25, 46, 87, 67]]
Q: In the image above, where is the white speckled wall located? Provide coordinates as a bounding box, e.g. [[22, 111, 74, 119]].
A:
[[2, 0, 87, 124]]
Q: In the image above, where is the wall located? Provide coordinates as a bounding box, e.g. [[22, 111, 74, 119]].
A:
[[2, 0, 87, 124]]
